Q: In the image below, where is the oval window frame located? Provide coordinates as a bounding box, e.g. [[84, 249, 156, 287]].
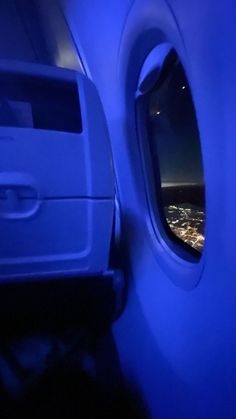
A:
[[136, 43, 206, 289]]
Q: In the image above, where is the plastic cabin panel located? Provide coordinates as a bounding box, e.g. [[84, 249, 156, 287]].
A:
[[0, 62, 114, 281]]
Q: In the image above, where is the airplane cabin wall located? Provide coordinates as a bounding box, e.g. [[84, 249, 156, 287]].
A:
[[0, 1, 37, 61], [62, 1, 236, 417], [0, 0, 236, 417], [0, 0, 82, 70]]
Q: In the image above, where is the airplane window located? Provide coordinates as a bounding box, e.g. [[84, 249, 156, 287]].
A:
[[146, 49, 205, 255]]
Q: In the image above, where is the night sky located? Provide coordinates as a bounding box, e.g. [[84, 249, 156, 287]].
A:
[[148, 52, 204, 186]]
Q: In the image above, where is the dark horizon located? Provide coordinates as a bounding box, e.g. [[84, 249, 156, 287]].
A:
[[161, 183, 204, 208]]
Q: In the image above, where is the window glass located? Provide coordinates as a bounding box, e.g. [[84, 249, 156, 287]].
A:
[[146, 49, 205, 255]]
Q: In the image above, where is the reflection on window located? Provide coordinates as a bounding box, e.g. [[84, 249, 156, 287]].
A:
[[147, 49, 205, 255]]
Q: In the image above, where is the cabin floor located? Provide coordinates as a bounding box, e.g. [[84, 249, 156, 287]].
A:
[[0, 277, 146, 418]]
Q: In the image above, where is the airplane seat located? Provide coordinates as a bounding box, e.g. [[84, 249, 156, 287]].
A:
[[0, 60, 115, 281], [0, 61, 132, 417]]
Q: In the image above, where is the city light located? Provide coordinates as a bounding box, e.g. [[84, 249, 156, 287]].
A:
[[164, 204, 205, 252]]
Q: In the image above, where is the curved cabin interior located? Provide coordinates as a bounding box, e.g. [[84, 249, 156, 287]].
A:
[[0, 1, 235, 418]]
